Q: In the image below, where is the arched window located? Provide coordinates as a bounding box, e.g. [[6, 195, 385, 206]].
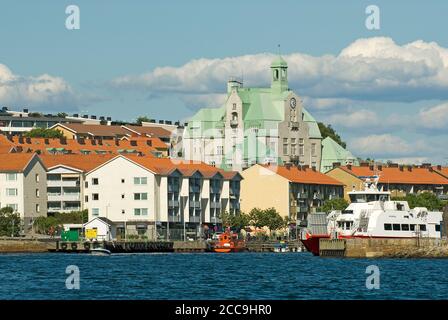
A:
[[274, 69, 279, 80]]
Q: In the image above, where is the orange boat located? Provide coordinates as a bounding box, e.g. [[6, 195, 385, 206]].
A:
[[213, 232, 246, 253]]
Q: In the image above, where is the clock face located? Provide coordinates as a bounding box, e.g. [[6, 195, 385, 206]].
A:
[[290, 98, 296, 109]]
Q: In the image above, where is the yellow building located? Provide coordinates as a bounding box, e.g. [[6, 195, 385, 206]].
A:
[[241, 164, 344, 222]]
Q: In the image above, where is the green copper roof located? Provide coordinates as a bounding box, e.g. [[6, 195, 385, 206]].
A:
[[302, 109, 322, 139], [271, 55, 288, 68], [320, 137, 358, 173]]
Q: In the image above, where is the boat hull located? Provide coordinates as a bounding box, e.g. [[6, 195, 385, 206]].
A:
[[300, 235, 329, 256]]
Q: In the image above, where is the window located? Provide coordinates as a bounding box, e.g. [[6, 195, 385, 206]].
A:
[[311, 143, 316, 156], [401, 224, 409, 231], [85, 181, 88, 188], [217, 146, 224, 155], [121, 179, 125, 183], [283, 138, 288, 155], [121, 194, 125, 199], [36, 204, 40, 213], [384, 223, 392, 230], [92, 193, 99, 201], [419, 224, 427, 231], [35, 174, 39, 183], [121, 209, 125, 214], [134, 208, 148, 216], [6, 173, 17, 181], [6, 204, 18, 211], [6, 188, 18, 196], [91, 208, 99, 216], [232, 103, 237, 110], [92, 178, 99, 185], [134, 193, 148, 200], [392, 224, 400, 231], [36, 189, 40, 198], [436, 224, 441, 232], [410, 224, 416, 231], [85, 195, 88, 203], [134, 177, 148, 185]]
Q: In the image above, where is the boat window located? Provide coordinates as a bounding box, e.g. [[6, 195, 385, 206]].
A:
[[393, 224, 401, 231], [384, 224, 392, 231], [436, 225, 441, 232], [419, 225, 426, 231], [401, 224, 409, 231], [397, 203, 404, 211], [342, 210, 353, 214], [410, 224, 416, 231]]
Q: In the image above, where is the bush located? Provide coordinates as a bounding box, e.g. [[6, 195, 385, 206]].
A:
[[34, 210, 88, 234], [24, 128, 64, 139]]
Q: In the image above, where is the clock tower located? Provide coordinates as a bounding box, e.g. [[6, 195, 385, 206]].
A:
[[271, 55, 288, 93]]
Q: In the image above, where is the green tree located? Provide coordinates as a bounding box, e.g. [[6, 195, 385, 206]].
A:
[[0, 207, 22, 237], [57, 112, 68, 118], [392, 192, 445, 211], [33, 210, 88, 234], [136, 116, 151, 125], [318, 122, 346, 148], [218, 211, 250, 229], [249, 208, 284, 230], [24, 128, 64, 139], [320, 198, 349, 213]]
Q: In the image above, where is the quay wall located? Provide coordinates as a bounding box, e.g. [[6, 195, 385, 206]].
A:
[[344, 238, 448, 258], [0, 239, 56, 253]]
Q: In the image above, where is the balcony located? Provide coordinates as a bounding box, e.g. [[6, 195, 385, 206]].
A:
[[47, 180, 79, 187], [297, 192, 308, 199], [297, 205, 309, 213], [189, 185, 200, 193], [189, 201, 201, 208], [168, 215, 182, 223], [313, 193, 323, 200], [189, 215, 201, 223], [168, 200, 179, 207], [438, 194, 448, 200], [48, 193, 80, 201], [210, 216, 222, 223], [210, 202, 221, 209], [329, 194, 339, 200]]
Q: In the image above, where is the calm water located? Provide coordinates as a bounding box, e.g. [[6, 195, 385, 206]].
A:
[[0, 252, 447, 299]]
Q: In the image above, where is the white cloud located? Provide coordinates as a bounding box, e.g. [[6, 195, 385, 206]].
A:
[[419, 102, 448, 129], [326, 109, 379, 128], [112, 37, 448, 103], [349, 134, 427, 158], [0, 63, 77, 110]]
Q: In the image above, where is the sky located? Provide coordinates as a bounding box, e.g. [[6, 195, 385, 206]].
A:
[[0, 0, 447, 164]]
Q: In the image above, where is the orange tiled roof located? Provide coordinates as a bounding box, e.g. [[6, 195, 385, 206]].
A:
[[3, 136, 167, 156], [434, 166, 448, 178], [40, 154, 115, 172], [339, 166, 448, 185], [263, 164, 344, 185], [123, 155, 236, 178], [0, 153, 38, 172]]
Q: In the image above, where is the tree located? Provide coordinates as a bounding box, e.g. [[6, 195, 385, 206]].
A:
[[218, 211, 250, 230], [33, 210, 88, 234], [0, 207, 21, 237], [57, 112, 68, 118], [318, 122, 346, 148], [320, 198, 349, 213], [136, 116, 151, 125], [249, 208, 285, 230], [24, 128, 64, 139], [392, 193, 445, 211]]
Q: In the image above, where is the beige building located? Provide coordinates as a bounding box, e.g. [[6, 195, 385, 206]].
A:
[[326, 163, 448, 201], [241, 164, 344, 224]]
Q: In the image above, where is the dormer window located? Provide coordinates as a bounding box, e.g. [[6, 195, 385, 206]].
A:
[[232, 103, 237, 110]]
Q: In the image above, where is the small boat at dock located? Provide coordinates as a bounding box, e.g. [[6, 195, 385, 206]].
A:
[[90, 248, 111, 255]]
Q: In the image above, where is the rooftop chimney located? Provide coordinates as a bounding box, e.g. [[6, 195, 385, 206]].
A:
[[115, 139, 120, 146], [369, 165, 374, 171], [44, 138, 49, 145], [360, 162, 369, 167], [346, 164, 352, 170], [106, 117, 112, 121], [91, 115, 97, 120], [437, 165, 442, 171], [82, 115, 88, 119], [146, 140, 152, 147], [130, 140, 137, 146], [23, 108, 29, 113], [72, 113, 79, 118], [285, 163, 292, 170], [159, 120, 164, 124], [407, 166, 412, 172], [399, 165, 404, 171], [18, 136, 24, 144], [378, 165, 383, 171], [388, 163, 399, 168], [25, 137, 31, 144]]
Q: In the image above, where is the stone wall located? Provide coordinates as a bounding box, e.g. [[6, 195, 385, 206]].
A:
[[0, 239, 56, 253]]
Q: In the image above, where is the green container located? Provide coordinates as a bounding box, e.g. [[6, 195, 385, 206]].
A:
[[61, 230, 79, 242]]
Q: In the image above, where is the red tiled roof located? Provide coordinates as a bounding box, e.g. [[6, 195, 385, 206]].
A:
[[40, 154, 115, 172], [262, 165, 343, 185], [0, 153, 38, 172], [123, 125, 172, 138], [53, 123, 128, 137], [339, 166, 448, 185]]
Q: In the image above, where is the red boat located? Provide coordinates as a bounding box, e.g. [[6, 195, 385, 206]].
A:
[[301, 233, 329, 256], [213, 232, 246, 253]]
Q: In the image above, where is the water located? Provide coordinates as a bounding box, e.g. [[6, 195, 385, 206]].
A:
[[0, 252, 447, 299]]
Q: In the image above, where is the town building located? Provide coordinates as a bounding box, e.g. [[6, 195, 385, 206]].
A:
[[326, 163, 448, 200], [183, 56, 323, 172], [84, 155, 241, 240], [240, 164, 344, 224], [0, 107, 83, 135], [40, 154, 114, 214], [320, 137, 358, 173], [0, 153, 47, 230]]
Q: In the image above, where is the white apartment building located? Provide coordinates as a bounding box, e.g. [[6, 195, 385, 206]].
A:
[[0, 153, 47, 230], [84, 155, 242, 240]]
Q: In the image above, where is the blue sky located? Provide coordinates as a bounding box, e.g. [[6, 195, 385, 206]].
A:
[[0, 1, 447, 164]]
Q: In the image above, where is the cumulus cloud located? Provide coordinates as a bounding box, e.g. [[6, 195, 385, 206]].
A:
[[0, 63, 77, 110], [349, 134, 429, 158], [111, 37, 448, 103], [325, 109, 380, 128], [419, 102, 448, 130]]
